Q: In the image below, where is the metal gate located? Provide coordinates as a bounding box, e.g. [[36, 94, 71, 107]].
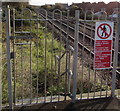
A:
[[5, 6, 75, 109], [2, 5, 120, 109]]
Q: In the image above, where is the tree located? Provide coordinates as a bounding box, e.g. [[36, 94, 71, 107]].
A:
[[2, 2, 28, 9], [69, 5, 79, 17]]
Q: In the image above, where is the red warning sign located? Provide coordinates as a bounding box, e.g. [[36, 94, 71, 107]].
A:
[[94, 22, 114, 69]]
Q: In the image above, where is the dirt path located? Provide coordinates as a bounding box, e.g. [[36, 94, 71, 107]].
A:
[[8, 97, 119, 111]]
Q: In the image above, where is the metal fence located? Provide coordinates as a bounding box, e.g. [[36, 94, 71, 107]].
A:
[[2, 6, 120, 109]]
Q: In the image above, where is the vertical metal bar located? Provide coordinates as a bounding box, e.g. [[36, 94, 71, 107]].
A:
[[59, 12, 63, 92], [87, 11, 94, 99], [87, 25, 93, 99], [21, 9, 23, 32], [93, 70, 96, 98], [55, 57, 57, 76], [36, 11, 39, 104], [6, 5, 13, 109], [100, 75, 103, 98], [111, 11, 120, 97], [13, 8, 16, 105], [64, 10, 70, 100], [59, 11, 62, 56], [50, 11, 54, 102], [80, 12, 86, 99], [57, 10, 62, 102], [87, 64, 91, 99], [44, 11, 47, 103], [30, 39, 32, 103], [21, 45, 24, 104], [30, 36, 32, 104], [26, 9, 32, 104], [72, 10, 79, 103], [64, 52, 67, 101], [106, 70, 109, 97], [68, 51, 71, 94], [0, 2, 2, 110], [15, 46, 18, 104], [58, 59, 60, 102]]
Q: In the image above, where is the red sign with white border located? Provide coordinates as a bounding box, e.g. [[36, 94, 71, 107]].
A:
[[94, 22, 114, 69]]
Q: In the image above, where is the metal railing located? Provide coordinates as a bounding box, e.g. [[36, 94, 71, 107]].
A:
[[2, 6, 120, 110]]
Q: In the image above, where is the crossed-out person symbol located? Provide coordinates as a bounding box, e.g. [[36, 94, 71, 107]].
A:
[[101, 25, 107, 37]]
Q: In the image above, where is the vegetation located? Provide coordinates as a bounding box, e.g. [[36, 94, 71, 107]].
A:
[[2, 4, 66, 103], [1, 3, 111, 104]]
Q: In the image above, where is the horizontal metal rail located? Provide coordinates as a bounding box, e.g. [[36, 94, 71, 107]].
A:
[[10, 36, 34, 39]]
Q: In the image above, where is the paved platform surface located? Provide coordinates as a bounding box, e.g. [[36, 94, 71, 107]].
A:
[[3, 97, 119, 111]]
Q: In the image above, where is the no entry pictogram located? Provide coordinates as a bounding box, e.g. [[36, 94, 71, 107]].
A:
[[97, 23, 112, 39]]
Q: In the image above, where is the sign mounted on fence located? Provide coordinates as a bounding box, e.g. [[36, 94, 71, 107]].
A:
[[94, 21, 114, 69]]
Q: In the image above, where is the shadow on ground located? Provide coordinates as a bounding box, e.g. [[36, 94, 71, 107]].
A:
[[3, 97, 120, 111]]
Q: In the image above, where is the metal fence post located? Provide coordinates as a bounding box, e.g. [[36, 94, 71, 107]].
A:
[[72, 10, 79, 103], [111, 10, 120, 97], [6, 6, 13, 109], [0, 2, 2, 111]]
